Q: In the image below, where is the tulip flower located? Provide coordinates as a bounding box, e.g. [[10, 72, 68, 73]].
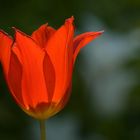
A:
[[0, 16, 103, 140]]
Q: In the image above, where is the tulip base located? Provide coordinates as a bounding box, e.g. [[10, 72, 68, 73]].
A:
[[39, 120, 46, 140]]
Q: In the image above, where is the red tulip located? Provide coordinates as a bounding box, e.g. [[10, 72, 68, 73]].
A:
[[0, 17, 103, 120]]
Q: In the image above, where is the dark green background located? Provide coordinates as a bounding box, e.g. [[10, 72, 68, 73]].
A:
[[0, 0, 140, 140]]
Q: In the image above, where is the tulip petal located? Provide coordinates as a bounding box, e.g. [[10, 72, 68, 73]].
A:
[[0, 30, 13, 77], [14, 29, 49, 108], [31, 24, 56, 48], [73, 31, 103, 62], [54, 82, 72, 113], [43, 52, 55, 102], [46, 17, 74, 103], [0, 31, 25, 109], [46, 82, 72, 119], [8, 49, 25, 108]]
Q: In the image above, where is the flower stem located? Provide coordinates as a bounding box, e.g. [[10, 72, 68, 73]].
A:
[[39, 120, 46, 140]]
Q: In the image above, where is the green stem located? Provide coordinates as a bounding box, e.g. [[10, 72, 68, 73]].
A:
[[39, 120, 46, 140]]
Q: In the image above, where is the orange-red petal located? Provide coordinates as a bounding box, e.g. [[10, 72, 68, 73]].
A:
[[14, 29, 49, 108], [73, 31, 103, 62], [0, 31, 25, 109], [46, 16, 74, 103], [31, 24, 56, 48], [43, 52, 55, 102], [8, 48, 25, 108], [0, 30, 13, 77]]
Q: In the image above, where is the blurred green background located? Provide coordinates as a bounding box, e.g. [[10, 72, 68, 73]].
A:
[[0, 0, 140, 140]]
